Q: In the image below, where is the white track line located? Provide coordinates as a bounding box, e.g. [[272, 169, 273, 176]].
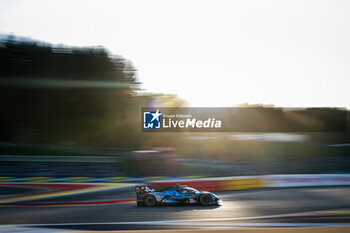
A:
[[1, 209, 349, 228], [1, 222, 350, 228], [164, 209, 350, 222]]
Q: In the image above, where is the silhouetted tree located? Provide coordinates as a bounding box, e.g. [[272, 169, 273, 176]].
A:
[[0, 35, 138, 145]]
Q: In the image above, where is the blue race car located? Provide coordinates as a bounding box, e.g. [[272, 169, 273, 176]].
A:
[[135, 184, 222, 207]]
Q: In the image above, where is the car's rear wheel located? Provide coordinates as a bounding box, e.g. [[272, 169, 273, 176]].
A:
[[199, 194, 212, 206], [144, 195, 157, 207]]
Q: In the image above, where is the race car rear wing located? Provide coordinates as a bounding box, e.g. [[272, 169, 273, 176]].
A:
[[135, 185, 155, 194]]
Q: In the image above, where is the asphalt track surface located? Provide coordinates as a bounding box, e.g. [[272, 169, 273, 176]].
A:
[[0, 186, 350, 231]]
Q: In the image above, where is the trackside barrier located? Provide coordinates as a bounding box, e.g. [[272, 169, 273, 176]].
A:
[[220, 177, 265, 190], [0, 176, 191, 183], [1, 174, 349, 192], [264, 174, 350, 188], [149, 176, 267, 191], [148, 174, 350, 192]]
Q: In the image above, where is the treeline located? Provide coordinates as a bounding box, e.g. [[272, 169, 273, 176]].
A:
[[0, 35, 348, 151], [0, 35, 139, 146]]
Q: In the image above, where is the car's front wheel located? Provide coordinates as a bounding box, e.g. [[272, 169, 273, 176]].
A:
[[144, 195, 157, 207], [199, 194, 212, 206]]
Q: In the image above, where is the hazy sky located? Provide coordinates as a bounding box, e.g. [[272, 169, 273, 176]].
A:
[[1, 0, 349, 108]]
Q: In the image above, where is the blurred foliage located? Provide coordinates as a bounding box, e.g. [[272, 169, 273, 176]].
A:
[[0, 35, 349, 173], [0, 35, 187, 149]]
